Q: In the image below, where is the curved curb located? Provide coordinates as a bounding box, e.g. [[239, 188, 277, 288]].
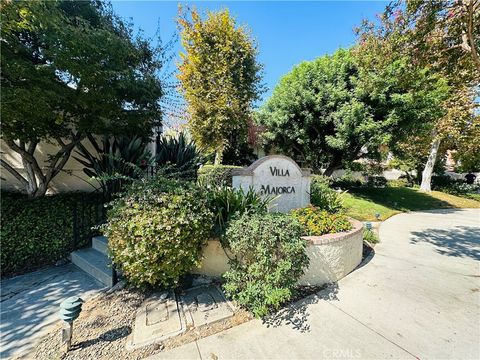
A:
[[302, 218, 364, 245]]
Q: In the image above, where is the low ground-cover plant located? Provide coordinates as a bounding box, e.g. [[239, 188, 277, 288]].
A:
[[363, 228, 379, 244], [197, 164, 242, 187], [291, 206, 352, 236], [223, 213, 309, 317], [104, 177, 213, 287], [205, 186, 273, 236], [431, 174, 454, 189], [331, 172, 365, 190], [387, 178, 411, 187], [1, 192, 102, 278], [310, 175, 344, 213], [431, 175, 479, 199]]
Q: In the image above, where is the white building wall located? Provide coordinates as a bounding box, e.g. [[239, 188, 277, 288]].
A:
[[1, 139, 101, 193]]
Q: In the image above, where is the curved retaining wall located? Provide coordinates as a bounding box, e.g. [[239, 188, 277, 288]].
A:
[[192, 219, 364, 286], [298, 219, 364, 285]]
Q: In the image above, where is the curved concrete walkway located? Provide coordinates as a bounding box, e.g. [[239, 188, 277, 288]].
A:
[[153, 209, 480, 360]]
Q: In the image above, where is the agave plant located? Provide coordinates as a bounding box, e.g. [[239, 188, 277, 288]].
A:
[[155, 131, 204, 180], [75, 134, 152, 196]]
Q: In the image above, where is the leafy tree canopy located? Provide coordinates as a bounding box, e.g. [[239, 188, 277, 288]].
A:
[[256, 48, 449, 175], [356, 0, 479, 190], [1, 0, 163, 197], [177, 7, 263, 164]]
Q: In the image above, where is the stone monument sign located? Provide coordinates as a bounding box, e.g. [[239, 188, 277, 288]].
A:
[[232, 155, 311, 213]]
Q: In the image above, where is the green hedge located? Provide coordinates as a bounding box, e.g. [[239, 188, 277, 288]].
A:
[[1, 192, 102, 278], [197, 165, 242, 187]]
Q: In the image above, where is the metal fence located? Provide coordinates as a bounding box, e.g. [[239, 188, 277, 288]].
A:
[[71, 193, 107, 251]]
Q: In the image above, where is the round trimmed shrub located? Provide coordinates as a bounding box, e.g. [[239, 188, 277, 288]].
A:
[[291, 206, 352, 236], [197, 165, 241, 187], [104, 178, 213, 287], [223, 212, 309, 317]]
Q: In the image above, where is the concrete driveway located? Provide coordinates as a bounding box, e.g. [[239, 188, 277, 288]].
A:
[[153, 209, 480, 360], [0, 264, 104, 359]]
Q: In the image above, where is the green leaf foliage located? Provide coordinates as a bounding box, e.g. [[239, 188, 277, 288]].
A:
[[291, 206, 352, 236], [197, 164, 242, 187], [177, 7, 263, 163], [223, 213, 309, 317], [256, 48, 449, 175], [205, 186, 273, 236], [75, 135, 152, 196], [155, 131, 204, 180], [1, 0, 163, 196], [1, 0, 163, 141], [363, 228, 379, 244], [310, 175, 345, 213], [103, 177, 214, 288], [1, 192, 103, 278]]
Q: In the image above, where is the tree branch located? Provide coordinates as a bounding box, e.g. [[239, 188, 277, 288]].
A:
[[0, 158, 29, 187], [6, 139, 44, 182], [464, 0, 480, 72], [45, 136, 81, 182]]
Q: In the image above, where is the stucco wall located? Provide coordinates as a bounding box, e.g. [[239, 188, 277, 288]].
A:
[[192, 240, 231, 277], [1, 139, 99, 193], [298, 219, 364, 285], [192, 219, 364, 286], [0, 138, 156, 194]]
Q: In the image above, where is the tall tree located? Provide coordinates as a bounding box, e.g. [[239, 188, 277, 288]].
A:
[[356, 0, 479, 191], [1, 0, 163, 197], [177, 7, 263, 165], [256, 48, 448, 175]]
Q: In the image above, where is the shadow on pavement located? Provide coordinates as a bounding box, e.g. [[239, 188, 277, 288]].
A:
[[0, 264, 103, 358], [410, 226, 480, 261], [262, 283, 339, 333], [73, 325, 132, 350]]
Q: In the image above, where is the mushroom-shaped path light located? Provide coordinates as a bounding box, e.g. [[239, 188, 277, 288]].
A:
[[59, 296, 84, 353]]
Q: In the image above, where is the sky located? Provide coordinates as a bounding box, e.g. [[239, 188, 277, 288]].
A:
[[111, 1, 389, 109]]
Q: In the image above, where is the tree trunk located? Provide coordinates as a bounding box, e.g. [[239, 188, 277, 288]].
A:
[[323, 162, 342, 177], [419, 137, 441, 193], [23, 157, 40, 197], [2, 136, 80, 197], [214, 146, 223, 166]]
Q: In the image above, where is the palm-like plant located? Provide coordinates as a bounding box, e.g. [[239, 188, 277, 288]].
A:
[[155, 131, 204, 180], [75, 134, 152, 196]]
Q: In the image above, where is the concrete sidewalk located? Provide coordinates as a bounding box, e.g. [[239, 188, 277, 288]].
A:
[[152, 209, 480, 360], [0, 264, 104, 359]]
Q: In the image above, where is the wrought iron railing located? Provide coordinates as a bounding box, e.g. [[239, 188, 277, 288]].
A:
[[71, 193, 107, 251]]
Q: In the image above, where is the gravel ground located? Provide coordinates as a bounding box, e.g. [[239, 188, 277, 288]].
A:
[[26, 243, 373, 360], [27, 285, 252, 360], [28, 287, 158, 360]]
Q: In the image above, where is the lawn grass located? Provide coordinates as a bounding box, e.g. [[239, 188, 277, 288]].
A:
[[341, 187, 480, 221], [465, 193, 480, 202]]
